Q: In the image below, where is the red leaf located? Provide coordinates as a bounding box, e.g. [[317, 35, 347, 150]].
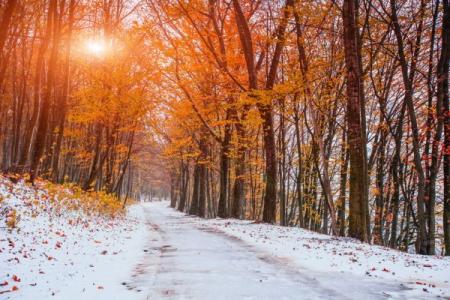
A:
[[11, 286, 18, 292], [12, 275, 20, 283], [0, 281, 8, 287]]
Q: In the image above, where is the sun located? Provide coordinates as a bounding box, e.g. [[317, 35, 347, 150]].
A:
[[85, 39, 106, 56]]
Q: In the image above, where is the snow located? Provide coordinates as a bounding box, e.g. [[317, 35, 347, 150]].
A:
[[202, 217, 450, 298], [2, 177, 449, 300], [0, 176, 148, 300], [145, 201, 450, 299]]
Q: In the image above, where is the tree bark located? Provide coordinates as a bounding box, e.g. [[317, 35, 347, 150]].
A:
[[51, 0, 76, 182], [337, 131, 349, 236], [439, 0, 450, 256], [30, 0, 59, 182], [189, 162, 200, 215], [232, 119, 246, 219], [218, 111, 232, 218], [342, 0, 368, 242]]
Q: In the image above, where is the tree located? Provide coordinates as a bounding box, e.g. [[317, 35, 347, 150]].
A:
[[342, 0, 368, 242]]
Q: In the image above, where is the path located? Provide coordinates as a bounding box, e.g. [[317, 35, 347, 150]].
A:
[[128, 202, 426, 300]]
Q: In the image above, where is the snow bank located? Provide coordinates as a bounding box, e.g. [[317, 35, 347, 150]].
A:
[[205, 221, 450, 298], [0, 176, 147, 300]]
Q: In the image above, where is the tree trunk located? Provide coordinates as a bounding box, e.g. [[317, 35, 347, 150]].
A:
[[293, 101, 304, 228], [260, 106, 277, 223], [390, 0, 428, 254], [374, 129, 386, 245], [30, 0, 59, 182], [232, 0, 293, 223], [218, 113, 232, 218], [51, 0, 76, 182], [279, 99, 287, 226], [18, 2, 54, 169], [342, 0, 368, 242], [189, 162, 200, 215], [198, 138, 208, 218], [439, 0, 450, 256], [178, 161, 189, 212], [337, 131, 349, 236]]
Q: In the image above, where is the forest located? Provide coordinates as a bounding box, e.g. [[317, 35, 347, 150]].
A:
[[0, 0, 449, 258]]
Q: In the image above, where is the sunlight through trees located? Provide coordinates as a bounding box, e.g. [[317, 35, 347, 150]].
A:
[[0, 0, 448, 256]]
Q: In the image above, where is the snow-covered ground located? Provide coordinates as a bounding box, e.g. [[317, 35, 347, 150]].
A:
[[199, 220, 450, 298], [200, 214, 450, 298], [2, 177, 449, 300], [0, 176, 148, 300], [142, 201, 450, 299]]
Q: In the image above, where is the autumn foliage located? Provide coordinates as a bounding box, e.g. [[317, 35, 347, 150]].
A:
[[0, 0, 449, 255]]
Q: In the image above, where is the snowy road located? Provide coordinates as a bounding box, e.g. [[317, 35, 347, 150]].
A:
[[128, 202, 429, 300]]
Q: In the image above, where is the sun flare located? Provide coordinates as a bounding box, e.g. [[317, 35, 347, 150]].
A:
[[85, 39, 106, 56]]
